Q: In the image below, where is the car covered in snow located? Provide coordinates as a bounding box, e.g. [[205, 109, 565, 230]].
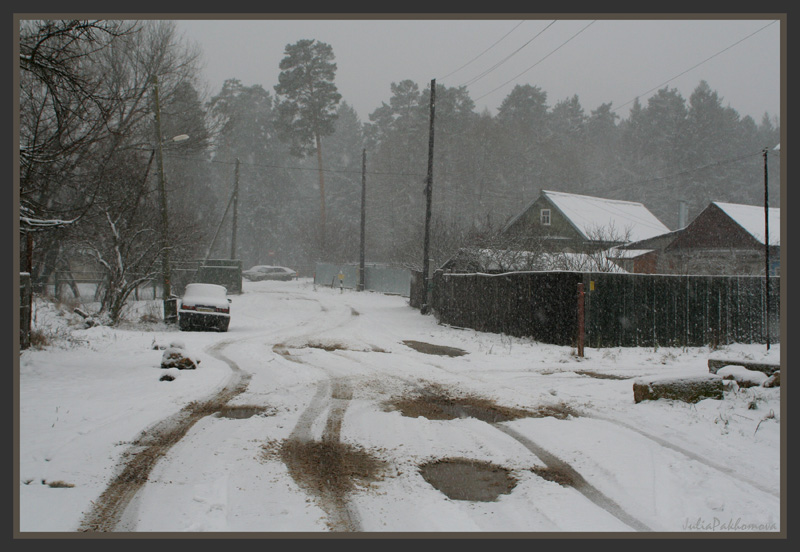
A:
[[178, 283, 231, 332], [242, 265, 297, 282]]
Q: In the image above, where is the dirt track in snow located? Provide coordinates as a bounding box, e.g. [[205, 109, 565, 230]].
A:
[[77, 340, 251, 532]]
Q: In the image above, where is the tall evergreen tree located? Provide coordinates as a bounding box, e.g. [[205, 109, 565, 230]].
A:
[[273, 39, 342, 251], [207, 79, 301, 266], [320, 101, 366, 262], [495, 84, 550, 206]]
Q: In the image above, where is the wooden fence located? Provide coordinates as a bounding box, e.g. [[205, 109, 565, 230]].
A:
[[431, 271, 780, 348]]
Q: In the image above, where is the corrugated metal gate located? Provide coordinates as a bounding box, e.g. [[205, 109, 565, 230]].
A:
[[314, 263, 411, 297]]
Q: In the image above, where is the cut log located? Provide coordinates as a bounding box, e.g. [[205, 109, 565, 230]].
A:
[[633, 374, 723, 404]]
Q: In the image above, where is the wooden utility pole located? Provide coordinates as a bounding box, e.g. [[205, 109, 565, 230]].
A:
[[316, 133, 326, 251], [152, 75, 175, 323], [763, 148, 770, 351], [421, 79, 436, 315], [230, 158, 240, 260], [358, 148, 366, 292], [577, 282, 585, 357]]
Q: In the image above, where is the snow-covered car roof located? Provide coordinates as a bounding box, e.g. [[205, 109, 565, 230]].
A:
[[180, 283, 229, 308], [183, 283, 228, 295], [245, 265, 294, 271]]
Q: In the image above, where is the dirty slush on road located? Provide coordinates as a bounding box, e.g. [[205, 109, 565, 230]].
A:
[[78, 338, 585, 532]]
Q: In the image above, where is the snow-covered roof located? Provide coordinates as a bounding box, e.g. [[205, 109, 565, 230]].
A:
[[713, 202, 780, 246], [607, 248, 655, 259], [543, 190, 670, 242], [444, 247, 627, 273]]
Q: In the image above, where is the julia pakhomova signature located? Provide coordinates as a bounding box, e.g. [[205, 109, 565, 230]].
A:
[[683, 517, 778, 532]]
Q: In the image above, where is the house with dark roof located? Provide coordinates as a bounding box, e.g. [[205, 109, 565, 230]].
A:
[[609, 228, 685, 274], [661, 201, 780, 275], [500, 189, 671, 253]]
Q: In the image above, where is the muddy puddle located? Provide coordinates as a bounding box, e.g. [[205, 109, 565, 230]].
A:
[[420, 458, 517, 501], [385, 386, 578, 422], [216, 405, 272, 419], [530, 466, 575, 487], [263, 439, 388, 498], [402, 340, 467, 357]]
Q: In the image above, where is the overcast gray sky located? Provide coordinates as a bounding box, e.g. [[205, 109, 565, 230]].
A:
[[174, 17, 781, 124]]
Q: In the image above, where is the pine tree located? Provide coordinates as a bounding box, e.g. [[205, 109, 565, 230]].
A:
[[273, 39, 342, 251]]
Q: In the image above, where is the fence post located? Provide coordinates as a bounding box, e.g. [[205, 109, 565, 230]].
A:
[[577, 282, 585, 357]]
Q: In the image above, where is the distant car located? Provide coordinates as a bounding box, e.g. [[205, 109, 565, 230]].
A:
[[178, 283, 231, 332], [242, 265, 297, 282]]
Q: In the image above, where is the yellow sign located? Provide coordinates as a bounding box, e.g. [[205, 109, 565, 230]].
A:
[[590, 281, 595, 291]]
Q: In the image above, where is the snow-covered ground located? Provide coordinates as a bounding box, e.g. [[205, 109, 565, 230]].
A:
[[17, 278, 782, 534]]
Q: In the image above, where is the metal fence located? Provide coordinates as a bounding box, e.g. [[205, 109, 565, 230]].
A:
[[314, 263, 412, 297], [431, 270, 780, 348], [40, 259, 242, 302]]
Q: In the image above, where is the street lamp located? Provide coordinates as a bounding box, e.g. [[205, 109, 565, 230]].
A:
[[152, 74, 189, 323]]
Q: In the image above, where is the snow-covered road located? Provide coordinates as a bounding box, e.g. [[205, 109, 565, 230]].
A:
[[18, 279, 782, 534]]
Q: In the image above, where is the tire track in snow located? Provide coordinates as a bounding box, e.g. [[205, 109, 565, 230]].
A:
[[78, 337, 252, 532], [582, 413, 780, 499], [492, 424, 654, 531], [281, 371, 362, 532], [329, 346, 655, 531], [78, 289, 358, 532]]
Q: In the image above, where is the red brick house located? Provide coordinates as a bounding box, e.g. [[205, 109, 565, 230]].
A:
[[662, 201, 780, 275]]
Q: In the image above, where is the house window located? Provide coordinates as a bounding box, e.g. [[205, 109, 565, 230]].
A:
[[540, 209, 551, 226]]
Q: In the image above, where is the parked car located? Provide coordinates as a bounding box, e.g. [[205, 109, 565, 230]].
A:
[[178, 283, 231, 332], [242, 265, 297, 282]]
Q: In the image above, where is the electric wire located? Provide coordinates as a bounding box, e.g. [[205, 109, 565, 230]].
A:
[[612, 20, 778, 114], [438, 20, 526, 81], [472, 20, 597, 102], [164, 147, 768, 206], [458, 20, 558, 88]]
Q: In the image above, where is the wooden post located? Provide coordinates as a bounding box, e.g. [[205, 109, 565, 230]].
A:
[[577, 282, 585, 357], [152, 75, 176, 323], [358, 148, 366, 291], [421, 78, 436, 315], [763, 148, 770, 350], [230, 158, 240, 260]]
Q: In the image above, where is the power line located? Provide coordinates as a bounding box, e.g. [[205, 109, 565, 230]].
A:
[[613, 20, 779, 114], [167, 145, 767, 202], [438, 20, 526, 81], [472, 20, 596, 102], [164, 152, 426, 179], [458, 20, 558, 88], [432, 148, 765, 203]]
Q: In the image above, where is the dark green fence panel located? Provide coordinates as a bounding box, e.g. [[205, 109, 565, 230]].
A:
[[194, 259, 242, 294], [432, 270, 780, 348]]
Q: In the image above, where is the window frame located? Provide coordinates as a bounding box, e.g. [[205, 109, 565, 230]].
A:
[[540, 208, 551, 226]]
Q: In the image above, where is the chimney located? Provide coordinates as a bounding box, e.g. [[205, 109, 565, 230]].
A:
[[678, 201, 688, 229]]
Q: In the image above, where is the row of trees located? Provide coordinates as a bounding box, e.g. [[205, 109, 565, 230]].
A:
[[18, 20, 781, 324], [19, 20, 210, 323]]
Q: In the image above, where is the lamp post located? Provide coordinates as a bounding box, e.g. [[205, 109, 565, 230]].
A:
[[151, 75, 189, 323], [763, 143, 780, 350]]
